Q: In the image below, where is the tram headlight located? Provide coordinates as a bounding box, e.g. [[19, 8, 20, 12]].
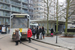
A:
[[25, 33, 26, 34], [13, 33, 15, 34]]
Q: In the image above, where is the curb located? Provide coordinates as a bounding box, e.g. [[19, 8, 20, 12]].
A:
[[31, 38, 72, 50]]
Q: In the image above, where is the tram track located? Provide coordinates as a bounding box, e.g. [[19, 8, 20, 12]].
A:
[[31, 42, 55, 50], [22, 42, 38, 50], [21, 40, 55, 50]]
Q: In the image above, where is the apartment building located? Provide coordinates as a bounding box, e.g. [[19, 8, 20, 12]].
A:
[[31, 0, 66, 33], [33, 0, 45, 20], [0, 0, 33, 25]]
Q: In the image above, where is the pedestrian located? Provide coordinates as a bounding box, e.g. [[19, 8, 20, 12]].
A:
[[38, 26, 42, 40], [42, 26, 45, 39], [51, 28, 54, 37], [18, 30, 22, 43], [32, 27, 36, 38], [14, 29, 20, 45], [27, 28, 32, 43], [36, 26, 39, 39]]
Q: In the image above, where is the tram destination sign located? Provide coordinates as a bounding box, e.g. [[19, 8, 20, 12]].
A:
[[13, 15, 27, 18]]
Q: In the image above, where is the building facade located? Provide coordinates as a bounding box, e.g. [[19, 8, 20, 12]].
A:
[[33, 0, 45, 20], [31, 0, 66, 33], [0, 0, 33, 25]]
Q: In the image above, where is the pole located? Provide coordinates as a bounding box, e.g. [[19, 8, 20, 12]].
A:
[[56, 0, 58, 44], [56, 33, 57, 43]]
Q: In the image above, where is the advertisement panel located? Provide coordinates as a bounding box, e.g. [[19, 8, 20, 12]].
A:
[[2, 27, 6, 32]]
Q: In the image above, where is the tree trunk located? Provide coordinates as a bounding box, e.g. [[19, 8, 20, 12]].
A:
[[47, 0, 49, 34], [56, 0, 58, 33], [65, 0, 70, 34]]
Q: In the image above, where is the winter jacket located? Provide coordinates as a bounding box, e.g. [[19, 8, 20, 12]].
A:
[[38, 28, 42, 33], [27, 29, 32, 38], [32, 29, 36, 34], [14, 31, 20, 41], [36, 27, 38, 34], [42, 28, 45, 34]]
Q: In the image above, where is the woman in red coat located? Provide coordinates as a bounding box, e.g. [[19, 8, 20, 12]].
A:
[[27, 28, 32, 43]]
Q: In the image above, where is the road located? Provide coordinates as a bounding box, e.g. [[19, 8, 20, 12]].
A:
[[0, 34, 68, 50]]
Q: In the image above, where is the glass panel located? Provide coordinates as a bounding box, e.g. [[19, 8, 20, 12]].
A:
[[4, 5, 10, 10], [12, 7, 20, 12], [0, 0, 3, 2], [22, 0, 28, 3], [0, 4, 3, 9], [3, 11, 10, 16], [0, 11, 3, 16], [11, 1, 21, 6], [11, 18, 29, 28], [22, 4, 28, 8]]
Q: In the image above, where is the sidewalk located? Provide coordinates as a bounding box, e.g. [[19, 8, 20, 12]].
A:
[[31, 35, 75, 50], [0, 33, 8, 39]]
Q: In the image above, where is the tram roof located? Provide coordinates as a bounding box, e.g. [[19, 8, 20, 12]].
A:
[[11, 14, 29, 16]]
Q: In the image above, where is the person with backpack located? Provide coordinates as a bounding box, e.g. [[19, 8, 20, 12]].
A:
[[32, 27, 36, 38]]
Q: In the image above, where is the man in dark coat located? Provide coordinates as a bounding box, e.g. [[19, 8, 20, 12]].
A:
[[36, 26, 39, 39], [38, 26, 42, 39]]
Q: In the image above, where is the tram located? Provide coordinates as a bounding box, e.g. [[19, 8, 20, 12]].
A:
[[10, 14, 30, 40]]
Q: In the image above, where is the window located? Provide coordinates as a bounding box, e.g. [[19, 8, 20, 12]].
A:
[[22, 4, 28, 8], [11, 1, 21, 6], [22, 0, 28, 3], [22, 9, 28, 13], [4, 5, 10, 10], [0, 0, 3, 2], [0, 4, 3, 9], [0, 11, 3, 16], [4, 0, 9, 3], [12, 6, 20, 12], [3, 11, 10, 16], [37, 8, 38, 10]]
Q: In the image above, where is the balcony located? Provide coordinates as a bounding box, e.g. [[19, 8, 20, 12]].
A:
[[22, 0, 28, 4], [0, 4, 10, 11], [29, 12, 33, 15], [22, 11, 28, 14], [0, 1, 10, 5], [29, 7, 34, 10], [11, 1, 21, 7], [22, 5, 28, 9]]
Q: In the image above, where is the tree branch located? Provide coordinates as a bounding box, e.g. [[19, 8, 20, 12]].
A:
[[58, 8, 66, 13], [68, 10, 75, 17], [70, 3, 75, 6], [44, 0, 47, 4], [70, 0, 75, 4], [49, 0, 52, 6]]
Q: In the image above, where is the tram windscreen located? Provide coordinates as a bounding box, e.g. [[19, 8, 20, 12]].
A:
[[11, 15, 29, 28]]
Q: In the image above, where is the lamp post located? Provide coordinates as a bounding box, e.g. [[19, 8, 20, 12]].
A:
[[56, 0, 58, 44]]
